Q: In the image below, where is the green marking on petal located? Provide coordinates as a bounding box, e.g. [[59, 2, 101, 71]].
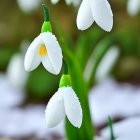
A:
[[59, 74, 72, 88], [41, 21, 52, 33]]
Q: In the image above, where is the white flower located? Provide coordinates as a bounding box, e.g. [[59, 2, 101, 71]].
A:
[[127, 0, 140, 16], [77, 0, 113, 32], [7, 53, 28, 89], [45, 87, 82, 128], [51, 0, 81, 6], [17, 0, 40, 13], [24, 32, 63, 75], [96, 47, 119, 82]]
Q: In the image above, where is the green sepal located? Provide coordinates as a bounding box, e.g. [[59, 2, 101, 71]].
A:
[[41, 21, 52, 33], [59, 74, 72, 88]]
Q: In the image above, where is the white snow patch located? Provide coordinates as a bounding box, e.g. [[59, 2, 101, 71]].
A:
[[101, 117, 140, 140], [89, 77, 140, 126], [0, 74, 24, 108], [0, 74, 64, 138], [0, 105, 64, 138]]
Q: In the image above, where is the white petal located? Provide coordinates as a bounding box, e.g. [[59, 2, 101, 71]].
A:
[[24, 36, 41, 71], [62, 87, 82, 128], [51, 0, 59, 4], [41, 56, 57, 75], [40, 32, 63, 75], [77, 0, 94, 30], [45, 90, 65, 128], [127, 0, 140, 16], [90, 0, 113, 32]]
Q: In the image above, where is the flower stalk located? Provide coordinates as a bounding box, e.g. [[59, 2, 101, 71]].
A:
[[41, 4, 52, 32]]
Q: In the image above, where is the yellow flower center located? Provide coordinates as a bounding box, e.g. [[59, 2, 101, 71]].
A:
[[38, 45, 47, 56]]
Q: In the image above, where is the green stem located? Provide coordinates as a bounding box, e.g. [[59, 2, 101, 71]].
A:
[[54, 21, 94, 140], [42, 4, 49, 22]]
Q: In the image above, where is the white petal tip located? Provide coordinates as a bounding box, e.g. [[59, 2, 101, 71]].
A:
[[74, 115, 83, 128], [46, 69, 60, 75], [76, 20, 87, 30], [76, 122, 82, 128], [103, 22, 113, 32], [70, 118, 82, 128], [45, 120, 58, 128], [106, 27, 113, 32], [76, 17, 93, 31], [53, 70, 60, 75], [77, 25, 87, 31], [45, 112, 62, 128], [24, 63, 33, 72]]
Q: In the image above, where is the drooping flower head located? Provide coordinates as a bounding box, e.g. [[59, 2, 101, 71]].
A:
[[24, 4, 63, 75], [77, 0, 113, 32], [45, 60, 83, 128]]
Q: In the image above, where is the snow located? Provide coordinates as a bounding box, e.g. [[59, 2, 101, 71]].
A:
[[0, 106, 64, 138], [0, 73, 64, 138], [0, 74, 24, 108], [89, 77, 140, 126], [100, 117, 140, 140], [1, 71, 140, 139]]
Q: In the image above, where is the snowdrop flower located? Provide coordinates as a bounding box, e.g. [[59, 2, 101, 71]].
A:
[[7, 53, 28, 89], [17, 0, 40, 13], [24, 32, 63, 75], [127, 0, 140, 16], [51, 0, 81, 6], [45, 74, 83, 128], [77, 0, 113, 31], [24, 5, 63, 75]]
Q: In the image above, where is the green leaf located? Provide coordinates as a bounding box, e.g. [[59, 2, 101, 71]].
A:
[[108, 116, 115, 140], [85, 35, 116, 87], [76, 28, 105, 69]]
